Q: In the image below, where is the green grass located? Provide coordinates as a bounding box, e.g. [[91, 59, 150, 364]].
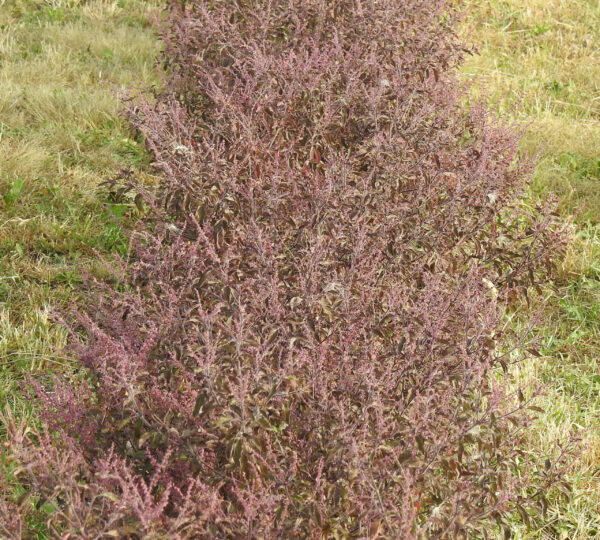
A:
[[463, 0, 600, 537], [0, 0, 160, 416], [464, 0, 600, 221]]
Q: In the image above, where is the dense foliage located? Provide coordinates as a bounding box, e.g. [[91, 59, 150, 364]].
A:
[[1, 0, 569, 537]]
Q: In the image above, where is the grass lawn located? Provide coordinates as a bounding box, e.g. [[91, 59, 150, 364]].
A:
[[0, 0, 160, 418], [464, 0, 600, 537]]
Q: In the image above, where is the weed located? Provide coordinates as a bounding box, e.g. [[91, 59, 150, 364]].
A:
[[2, 178, 24, 209], [531, 22, 550, 36]]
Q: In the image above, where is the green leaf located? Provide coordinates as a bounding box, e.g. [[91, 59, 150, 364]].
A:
[[4, 177, 24, 207], [106, 203, 129, 220], [134, 193, 144, 212]]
